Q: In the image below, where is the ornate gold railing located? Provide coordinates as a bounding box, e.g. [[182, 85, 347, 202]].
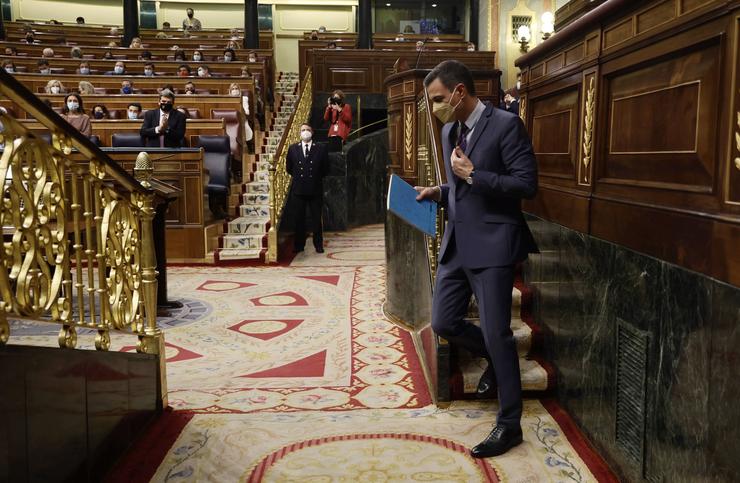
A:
[[267, 68, 313, 263], [417, 88, 446, 282], [0, 70, 165, 399]]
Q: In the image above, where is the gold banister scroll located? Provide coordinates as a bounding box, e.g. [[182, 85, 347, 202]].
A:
[[0, 68, 166, 403], [267, 68, 313, 263]]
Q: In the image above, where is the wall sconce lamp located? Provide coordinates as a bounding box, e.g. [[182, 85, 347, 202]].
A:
[[517, 25, 531, 53], [541, 12, 555, 40]]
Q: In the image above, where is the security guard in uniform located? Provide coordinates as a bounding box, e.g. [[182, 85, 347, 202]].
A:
[[286, 123, 330, 253]]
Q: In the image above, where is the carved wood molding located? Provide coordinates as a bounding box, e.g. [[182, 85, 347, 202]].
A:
[[581, 76, 596, 184]]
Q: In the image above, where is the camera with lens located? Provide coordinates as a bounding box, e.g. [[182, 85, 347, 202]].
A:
[[330, 96, 343, 106]]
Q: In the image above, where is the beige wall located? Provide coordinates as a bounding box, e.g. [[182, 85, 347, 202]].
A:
[[273, 4, 355, 73], [12, 0, 123, 24]]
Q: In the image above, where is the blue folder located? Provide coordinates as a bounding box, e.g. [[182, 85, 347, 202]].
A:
[[387, 174, 437, 237]]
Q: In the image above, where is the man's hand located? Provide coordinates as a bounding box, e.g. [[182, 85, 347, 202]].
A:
[[451, 146, 474, 179], [415, 186, 441, 202]]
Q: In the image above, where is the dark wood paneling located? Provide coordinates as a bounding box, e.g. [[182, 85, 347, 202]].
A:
[[314, 50, 496, 94], [531, 88, 580, 180], [516, 0, 740, 285], [601, 38, 720, 192]]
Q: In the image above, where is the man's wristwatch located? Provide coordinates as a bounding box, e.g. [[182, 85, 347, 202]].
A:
[[465, 170, 475, 185]]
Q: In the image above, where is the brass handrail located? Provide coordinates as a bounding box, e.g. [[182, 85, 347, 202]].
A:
[[267, 68, 313, 263], [0, 68, 165, 402], [417, 87, 446, 282]]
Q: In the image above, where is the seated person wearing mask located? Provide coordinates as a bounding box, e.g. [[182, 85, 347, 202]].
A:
[[37, 59, 51, 75], [192, 50, 204, 62], [61, 93, 92, 137], [140, 90, 186, 148], [106, 61, 126, 76], [120, 80, 134, 94], [197, 65, 211, 78], [143, 63, 156, 77], [229, 82, 253, 142], [91, 104, 109, 119], [127, 103, 142, 120], [77, 61, 92, 75], [45, 79, 66, 94], [183, 82, 197, 95], [2, 60, 16, 74], [223, 48, 237, 62]]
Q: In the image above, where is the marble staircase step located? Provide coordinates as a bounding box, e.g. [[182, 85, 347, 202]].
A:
[[244, 182, 269, 194], [217, 247, 265, 261], [222, 233, 267, 250], [227, 216, 269, 234]]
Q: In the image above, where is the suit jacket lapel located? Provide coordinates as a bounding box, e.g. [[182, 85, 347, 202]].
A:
[[464, 103, 492, 158]]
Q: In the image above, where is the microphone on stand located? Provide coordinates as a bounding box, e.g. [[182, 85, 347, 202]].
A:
[[414, 37, 430, 69]]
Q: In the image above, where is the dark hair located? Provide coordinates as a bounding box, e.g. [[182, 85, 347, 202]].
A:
[[62, 93, 85, 114], [76, 16, 85, 23], [144, 62, 154, 69], [300, 123, 313, 132], [37, 59, 50, 67], [162, 22, 171, 28], [174, 49, 186, 60], [199, 65, 210, 72], [92, 104, 109, 116], [141, 50, 152, 59], [223, 48, 236, 60], [423, 60, 476, 96], [127, 102, 142, 112], [178, 64, 191, 73], [160, 90, 176, 102]]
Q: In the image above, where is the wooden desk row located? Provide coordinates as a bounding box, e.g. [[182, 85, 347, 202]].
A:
[[10, 74, 256, 121], [22, 118, 227, 150], [66, 148, 216, 261], [7, 30, 274, 51], [310, 49, 497, 94], [0, 54, 268, 91]]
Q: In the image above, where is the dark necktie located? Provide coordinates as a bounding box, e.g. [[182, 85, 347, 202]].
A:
[[458, 122, 469, 153], [304, 143, 309, 158]]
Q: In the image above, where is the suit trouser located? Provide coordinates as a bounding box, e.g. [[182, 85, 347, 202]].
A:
[[431, 238, 522, 429], [293, 194, 323, 250]]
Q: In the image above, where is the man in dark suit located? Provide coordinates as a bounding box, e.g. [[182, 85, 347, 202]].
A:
[[139, 90, 186, 148], [286, 123, 330, 253], [416, 60, 538, 458]]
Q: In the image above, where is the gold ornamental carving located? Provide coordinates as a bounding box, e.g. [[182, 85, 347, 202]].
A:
[[404, 104, 414, 170], [582, 77, 596, 182], [519, 95, 527, 123], [0, 112, 162, 361]]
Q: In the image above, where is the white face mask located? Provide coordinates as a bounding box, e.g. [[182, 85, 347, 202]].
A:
[[197, 69, 205, 77], [224, 55, 232, 62], [80, 67, 90, 75], [516, 81, 521, 89], [193, 54, 201, 61], [114, 66, 124, 74], [67, 102, 79, 111], [249, 56, 256, 62], [144, 69, 153, 76], [4, 67, 14, 73], [40, 68, 50, 75], [128, 111, 139, 120], [51, 86, 61, 94], [231, 89, 240, 96], [300, 130, 312, 142]]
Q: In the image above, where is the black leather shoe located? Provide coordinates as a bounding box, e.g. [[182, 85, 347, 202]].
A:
[[476, 363, 497, 399], [470, 425, 523, 458], [315, 247, 324, 253]]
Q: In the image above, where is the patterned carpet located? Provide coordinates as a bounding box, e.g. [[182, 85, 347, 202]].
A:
[[10, 225, 615, 482]]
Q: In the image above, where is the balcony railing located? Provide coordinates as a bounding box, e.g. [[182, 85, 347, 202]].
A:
[[0, 68, 166, 401]]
